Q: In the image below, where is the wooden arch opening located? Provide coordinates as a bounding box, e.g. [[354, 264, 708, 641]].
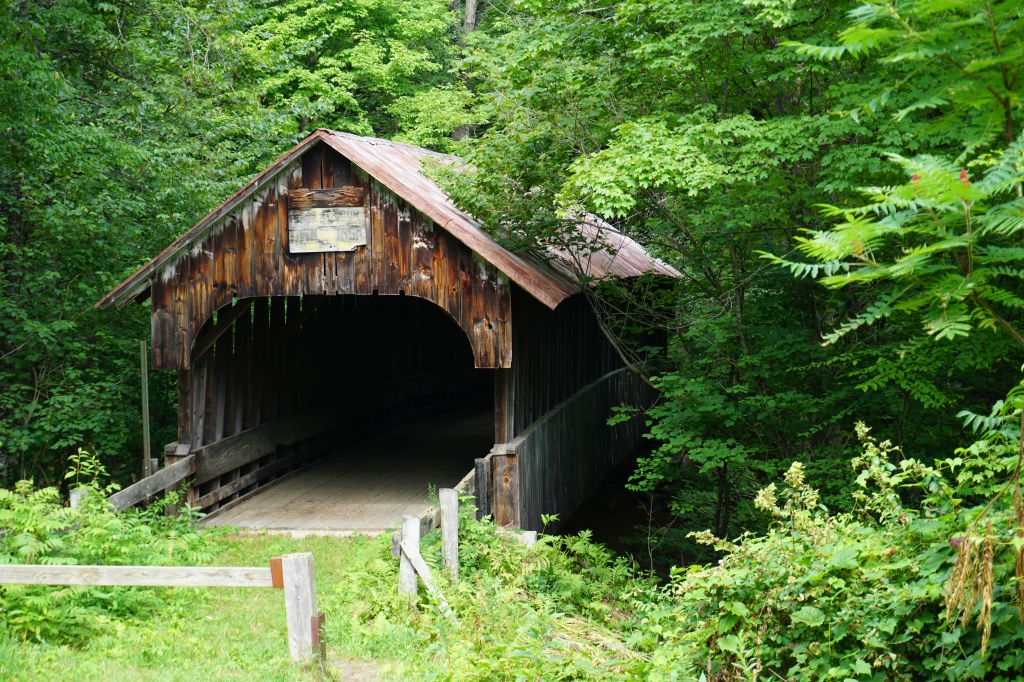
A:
[[179, 293, 496, 528]]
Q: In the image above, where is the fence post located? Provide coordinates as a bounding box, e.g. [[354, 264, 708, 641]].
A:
[[69, 488, 89, 509], [439, 488, 459, 580], [280, 552, 318, 661], [140, 339, 151, 479], [399, 515, 419, 599], [474, 457, 491, 520]]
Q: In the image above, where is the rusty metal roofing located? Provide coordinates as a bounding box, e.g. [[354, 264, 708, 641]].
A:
[[96, 129, 678, 311]]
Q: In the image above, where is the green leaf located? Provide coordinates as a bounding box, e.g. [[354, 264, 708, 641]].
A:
[[717, 614, 740, 634], [790, 605, 826, 628]]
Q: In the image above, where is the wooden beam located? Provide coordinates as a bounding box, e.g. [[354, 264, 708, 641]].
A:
[[398, 516, 419, 598], [474, 457, 491, 521], [288, 187, 364, 209], [108, 455, 195, 512], [491, 453, 518, 528], [191, 299, 254, 363], [283, 296, 325, 340], [0, 563, 272, 588]]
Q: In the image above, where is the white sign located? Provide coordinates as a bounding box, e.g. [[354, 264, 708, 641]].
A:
[[288, 206, 366, 253]]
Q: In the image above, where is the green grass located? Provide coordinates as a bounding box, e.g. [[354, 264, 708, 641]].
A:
[[1, 516, 648, 681], [0, 532, 390, 682]]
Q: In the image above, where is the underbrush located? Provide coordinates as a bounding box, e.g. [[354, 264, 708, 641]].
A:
[[642, 425, 1024, 682], [324, 506, 656, 680], [0, 450, 213, 643], [5, 428, 1024, 682]]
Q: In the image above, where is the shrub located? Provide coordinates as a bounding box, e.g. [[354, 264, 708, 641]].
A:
[[643, 427, 1024, 682], [0, 449, 213, 643], [323, 500, 654, 680]]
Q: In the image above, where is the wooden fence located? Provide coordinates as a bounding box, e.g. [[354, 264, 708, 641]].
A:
[[0, 553, 323, 661]]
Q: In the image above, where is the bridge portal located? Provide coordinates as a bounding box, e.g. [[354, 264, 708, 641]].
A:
[[96, 131, 674, 531]]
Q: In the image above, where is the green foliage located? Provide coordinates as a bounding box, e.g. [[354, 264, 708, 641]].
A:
[[643, 431, 1024, 682], [324, 497, 653, 680], [0, 450, 213, 643], [785, 0, 1024, 149], [0, 0, 293, 488], [432, 0, 1024, 568], [245, 0, 468, 141], [769, 149, 1024, 347]]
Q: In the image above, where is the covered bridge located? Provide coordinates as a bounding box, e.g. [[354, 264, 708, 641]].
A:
[[97, 130, 675, 533]]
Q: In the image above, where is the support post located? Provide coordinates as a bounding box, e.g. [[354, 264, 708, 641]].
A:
[[69, 488, 89, 509], [492, 451, 519, 528], [398, 515, 419, 599], [494, 368, 515, 442], [439, 488, 459, 580], [280, 552, 318, 661], [474, 457, 491, 521], [140, 340, 151, 479]]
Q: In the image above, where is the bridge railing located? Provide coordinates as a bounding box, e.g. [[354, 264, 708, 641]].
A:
[[476, 367, 656, 533]]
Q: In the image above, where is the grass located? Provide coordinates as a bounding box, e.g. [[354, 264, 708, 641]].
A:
[[0, 531, 392, 682], [1, 513, 649, 681]]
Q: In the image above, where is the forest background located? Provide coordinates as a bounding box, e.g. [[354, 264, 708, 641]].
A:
[[3, 0, 1024, 569]]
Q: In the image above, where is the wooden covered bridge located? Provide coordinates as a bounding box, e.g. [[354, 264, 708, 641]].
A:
[[96, 130, 675, 534]]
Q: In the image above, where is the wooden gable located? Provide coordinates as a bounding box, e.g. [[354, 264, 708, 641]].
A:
[[150, 142, 511, 370]]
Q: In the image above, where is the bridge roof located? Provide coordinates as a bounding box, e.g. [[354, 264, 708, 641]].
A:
[[96, 129, 677, 311]]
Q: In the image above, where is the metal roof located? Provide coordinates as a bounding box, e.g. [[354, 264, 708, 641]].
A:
[[96, 129, 678, 311]]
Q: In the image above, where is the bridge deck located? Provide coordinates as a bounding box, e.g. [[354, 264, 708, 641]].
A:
[[202, 408, 492, 535]]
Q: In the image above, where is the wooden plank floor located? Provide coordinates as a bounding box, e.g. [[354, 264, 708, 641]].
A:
[[204, 408, 493, 534]]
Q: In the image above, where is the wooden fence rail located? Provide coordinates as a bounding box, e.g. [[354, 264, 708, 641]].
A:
[[0, 553, 322, 661], [107, 455, 195, 512]]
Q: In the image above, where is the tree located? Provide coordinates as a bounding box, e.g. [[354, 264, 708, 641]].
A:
[[438, 0, 1022, 564]]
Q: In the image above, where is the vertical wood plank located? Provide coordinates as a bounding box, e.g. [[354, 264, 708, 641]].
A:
[[237, 208, 257, 299], [150, 279, 174, 370], [280, 552, 318, 661], [212, 222, 236, 311], [173, 260, 190, 369], [439, 488, 459, 580], [255, 187, 283, 297], [369, 180, 386, 292], [492, 453, 519, 528], [190, 353, 208, 450], [474, 457, 491, 521], [177, 368, 192, 447], [399, 515, 419, 598]]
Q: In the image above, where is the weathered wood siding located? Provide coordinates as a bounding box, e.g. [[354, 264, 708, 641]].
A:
[[151, 142, 510, 371], [494, 286, 621, 441], [503, 368, 655, 532]]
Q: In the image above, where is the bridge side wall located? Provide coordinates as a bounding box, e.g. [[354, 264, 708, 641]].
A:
[[494, 286, 621, 442], [488, 287, 653, 531], [506, 369, 656, 533]]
